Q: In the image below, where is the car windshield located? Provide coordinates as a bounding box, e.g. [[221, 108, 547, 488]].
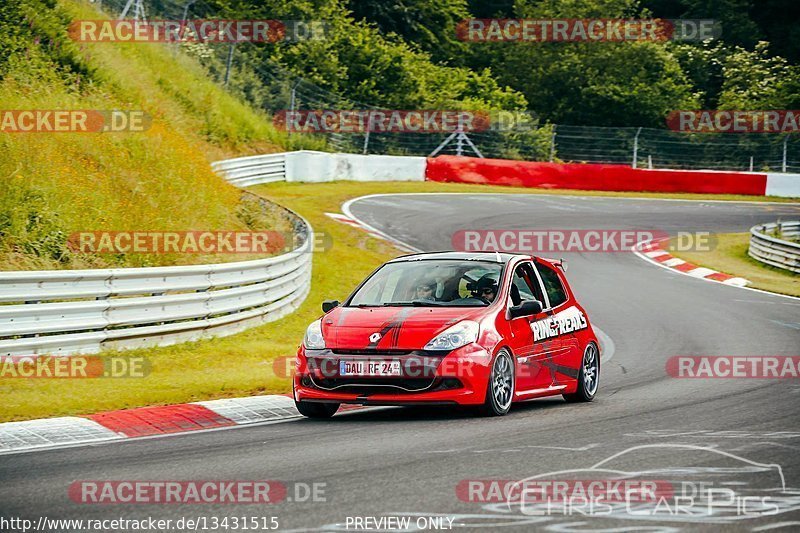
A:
[[348, 259, 503, 307]]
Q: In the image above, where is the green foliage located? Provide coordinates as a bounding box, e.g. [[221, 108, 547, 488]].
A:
[[346, 0, 472, 64], [268, 4, 525, 111], [717, 42, 800, 109], [211, 0, 796, 129], [0, 0, 95, 88]]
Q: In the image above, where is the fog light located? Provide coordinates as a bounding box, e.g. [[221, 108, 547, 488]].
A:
[[442, 378, 462, 389]]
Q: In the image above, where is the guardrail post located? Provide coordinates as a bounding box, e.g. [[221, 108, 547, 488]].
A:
[[289, 80, 299, 114], [180, 0, 197, 24], [223, 43, 235, 87], [549, 125, 557, 162], [783, 136, 789, 173], [632, 127, 642, 169], [455, 130, 464, 156]]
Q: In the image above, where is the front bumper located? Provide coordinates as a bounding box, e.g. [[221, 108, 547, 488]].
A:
[[293, 344, 492, 406]]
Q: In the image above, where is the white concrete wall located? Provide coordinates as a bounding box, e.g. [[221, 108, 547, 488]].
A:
[[285, 151, 335, 182], [285, 151, 426, 182], [236, 150, 797, 197], [766, 173, 800, 198]]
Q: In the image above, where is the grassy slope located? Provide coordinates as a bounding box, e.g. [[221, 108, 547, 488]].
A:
[[669, 233, 800, 297], [3, 180, 798, 422], [1, 182, 400, 421], [0, 0, 325, 270]]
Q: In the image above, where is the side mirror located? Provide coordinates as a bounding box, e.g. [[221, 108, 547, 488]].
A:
[[509, 299, 543, 319], [322, 300, 340, 313]]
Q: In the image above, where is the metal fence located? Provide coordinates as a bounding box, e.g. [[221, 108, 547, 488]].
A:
[[749, 221, 800, 274], [93, 0, 800, 172], [210, 153, 287, 187], [0, 163, 313, 357]]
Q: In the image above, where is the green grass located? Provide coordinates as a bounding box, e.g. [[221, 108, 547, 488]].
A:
[[0, 182, 399, 422], [3, 179, 799, 422], [669, 232, 800, 297], [0, 0, 328, 271]]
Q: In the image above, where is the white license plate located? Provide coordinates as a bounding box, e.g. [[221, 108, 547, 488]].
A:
[[339, 360, 402, 377]]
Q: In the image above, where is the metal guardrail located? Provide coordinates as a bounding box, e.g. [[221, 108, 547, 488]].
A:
[[748, 221, 800, 274], [210, 153, 286, 187], [0, 156, 311, 356]]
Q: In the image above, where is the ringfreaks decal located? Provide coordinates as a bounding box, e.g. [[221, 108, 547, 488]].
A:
[[531, 307, 587, 342]]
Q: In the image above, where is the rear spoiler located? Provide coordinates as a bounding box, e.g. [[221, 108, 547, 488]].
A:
[[533, 256, 568, 272]]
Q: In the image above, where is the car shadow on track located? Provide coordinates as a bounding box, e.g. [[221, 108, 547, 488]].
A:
[[301, 397, 570, 423]]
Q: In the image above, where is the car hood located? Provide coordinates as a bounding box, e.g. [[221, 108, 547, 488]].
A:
[[321, 306, 485, 351]]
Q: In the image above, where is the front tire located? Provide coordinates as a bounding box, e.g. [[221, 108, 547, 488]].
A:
[[295, 401, 339, 419], [563, 343, 599, 403], [479, 349, 515, 416]]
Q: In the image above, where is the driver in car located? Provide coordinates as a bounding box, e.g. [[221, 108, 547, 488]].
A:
[[414, 278, 438, 301], [473, 274, 498, 303]]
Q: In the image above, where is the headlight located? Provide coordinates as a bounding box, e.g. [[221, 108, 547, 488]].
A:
[[424, 321, 479, 351], [303, 319, 326, 350]]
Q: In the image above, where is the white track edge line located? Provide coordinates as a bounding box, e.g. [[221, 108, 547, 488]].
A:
[[632, 238, 800, 302]]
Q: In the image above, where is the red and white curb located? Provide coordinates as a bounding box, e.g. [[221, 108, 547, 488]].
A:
[[0, 395, 370, 455], [634, 238, 749, 287], [325, 212, 417, 253], [0, 395, 309, 455]]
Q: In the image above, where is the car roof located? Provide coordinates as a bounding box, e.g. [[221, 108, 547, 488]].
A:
[[387, 251, 532, 264]]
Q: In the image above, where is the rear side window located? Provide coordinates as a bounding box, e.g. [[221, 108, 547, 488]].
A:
[[510, 262, 545, 305], [536, 263, 568, 308]]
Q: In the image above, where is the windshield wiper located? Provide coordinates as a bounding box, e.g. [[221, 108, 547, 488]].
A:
[[381, 300, 445, 307]]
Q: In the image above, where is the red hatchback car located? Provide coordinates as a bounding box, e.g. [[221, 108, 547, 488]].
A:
[[293, 252, 599, 417]]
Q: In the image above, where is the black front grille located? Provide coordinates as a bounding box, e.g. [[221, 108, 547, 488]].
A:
[[307, 376, 464, 395], [312, 376, 439, 393], [302, 349, 461, 395], [331, 349, 413, 356]]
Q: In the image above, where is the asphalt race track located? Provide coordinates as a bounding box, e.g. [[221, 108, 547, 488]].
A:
[[2, 193, 800, 532]]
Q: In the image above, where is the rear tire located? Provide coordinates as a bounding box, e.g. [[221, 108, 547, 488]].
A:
[[295, 401, 339, 419], [563, 343, 599, 403], [479, 349, 514, 416]]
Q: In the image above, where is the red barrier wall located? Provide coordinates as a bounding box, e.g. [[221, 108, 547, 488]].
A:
[[426, 156, 768, 196]]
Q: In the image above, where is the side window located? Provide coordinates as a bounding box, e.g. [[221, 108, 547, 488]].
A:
[[510, 263, 545, 305], [536, 263, 568, 308]]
